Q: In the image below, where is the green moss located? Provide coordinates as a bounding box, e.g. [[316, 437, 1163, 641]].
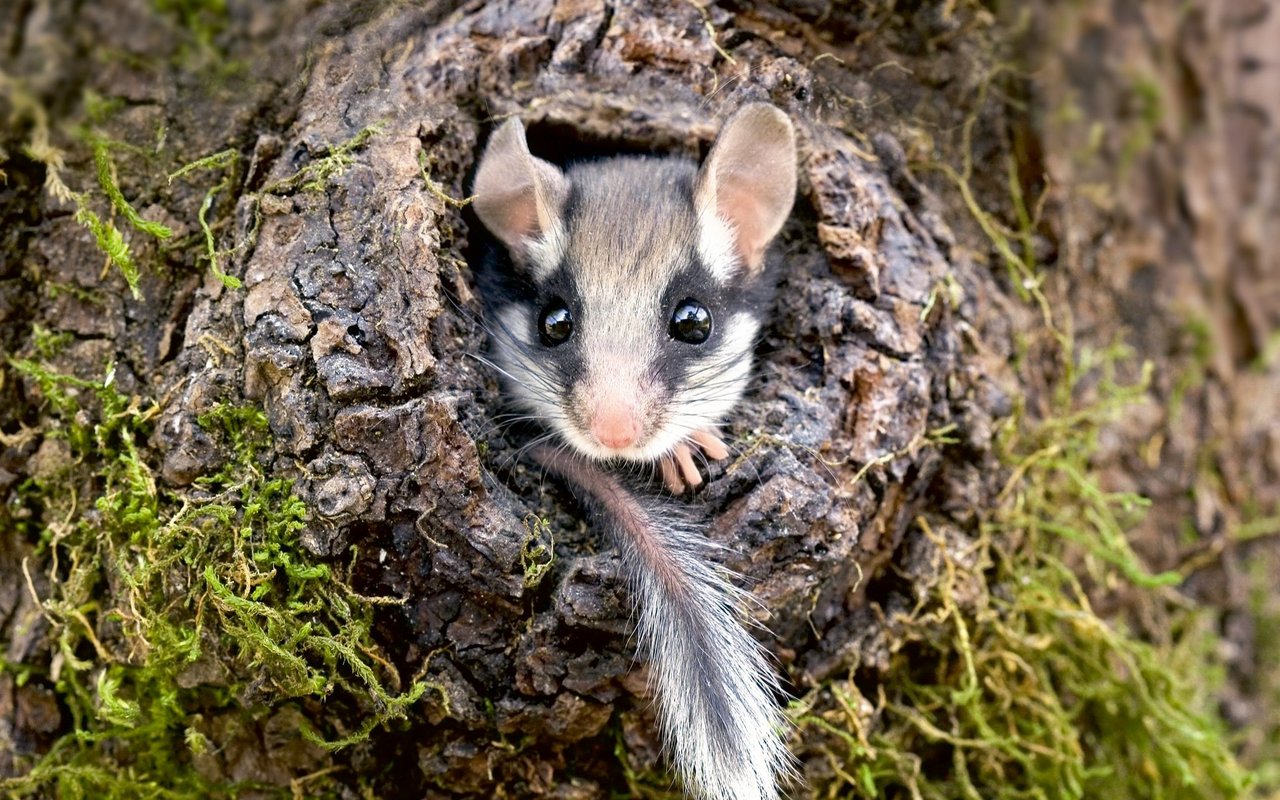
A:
[[93, 140, 174, 242], [1, 362, 424, 797], [262, 125, 384, 196], [164, 127, 384, 295], [797, 338, 1251, 799], [1169, 315, 1212, 426], [1251, 329, 1280, 372], [614, 730, 686, 800], [73, 204, 145, 300], [519, 515, 555, 589], [83, 91, 126, 126], [152, 0, 229, 65], [11, 79, 242, 300], [58, 134, 177, 302], [296, 124, 382, 193], [417, 149, 475, 208], [803, 83, 1253, 792], [26, 126, 175, 300], [30, 324, 73, 359], [46, 280, 109, 307], [167, 149, 243, 289], [1243, 549, 1280, 792], [1118, 75, 1163, 179]]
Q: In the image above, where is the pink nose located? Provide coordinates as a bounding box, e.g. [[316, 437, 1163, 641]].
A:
[[590, 404, 641, 450]]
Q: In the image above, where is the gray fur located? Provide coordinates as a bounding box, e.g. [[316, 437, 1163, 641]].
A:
[[486, 151, 756, 462], [624, 501, 796, 800], [529, 446, 796, 800], [560, 157, 707, 289]]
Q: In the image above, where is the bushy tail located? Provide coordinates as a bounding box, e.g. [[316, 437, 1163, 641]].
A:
[[531, 447, 793, 800]]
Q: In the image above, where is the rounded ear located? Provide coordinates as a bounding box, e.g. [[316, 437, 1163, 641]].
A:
[[695, 104, 797, 273], [472, 118, 569, 258]]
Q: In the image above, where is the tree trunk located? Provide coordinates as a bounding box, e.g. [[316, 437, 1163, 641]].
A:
[[1, 1, 1276, 798]]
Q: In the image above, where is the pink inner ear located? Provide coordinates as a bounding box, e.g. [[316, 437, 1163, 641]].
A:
[[718, 175, 770, 267], [497, 187, 539, 243], [478, 181, 541, 252]]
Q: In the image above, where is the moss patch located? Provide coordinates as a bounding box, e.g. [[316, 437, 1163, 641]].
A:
[[797, 343, 1252, 800], [167, 148, 242, 289], [1, 361, 424, 797], [261, 124, 383, 196], [796, 122, 1256, 796], [1243, 548, 1280, 792]]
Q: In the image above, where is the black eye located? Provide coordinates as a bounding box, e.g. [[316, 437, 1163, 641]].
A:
[[538, 299, 574, 346], [669, 298, 712, 344]]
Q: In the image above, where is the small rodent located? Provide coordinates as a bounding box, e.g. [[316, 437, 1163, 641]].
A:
[[471, 103, 797, 800]]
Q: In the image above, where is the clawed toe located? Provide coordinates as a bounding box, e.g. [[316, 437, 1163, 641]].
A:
[[658, 429, 731, 493], [690, 429, 729, 460], [659, 452, 686, 493]]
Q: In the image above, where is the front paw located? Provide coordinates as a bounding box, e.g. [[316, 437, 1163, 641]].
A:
[[658, 429, 731, 494]]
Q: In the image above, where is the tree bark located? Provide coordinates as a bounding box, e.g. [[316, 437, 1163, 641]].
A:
[[1, 0, 1276, 797]]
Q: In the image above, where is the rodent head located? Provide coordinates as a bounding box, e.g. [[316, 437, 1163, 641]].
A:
[[472, 104, 796, 463]]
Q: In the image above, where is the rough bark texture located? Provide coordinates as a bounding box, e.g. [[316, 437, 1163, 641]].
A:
[[1, 0, 1277, 797], [218, 2, 984, 787], [1031, 0, 1280, 758]]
